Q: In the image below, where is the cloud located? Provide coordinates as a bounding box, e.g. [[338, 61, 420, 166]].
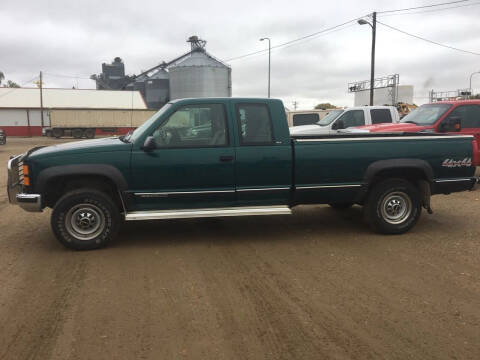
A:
[[1, 0, 480, 108]]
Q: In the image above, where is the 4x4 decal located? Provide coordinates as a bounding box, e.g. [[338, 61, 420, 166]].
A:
[[442, 158, 472, 168]]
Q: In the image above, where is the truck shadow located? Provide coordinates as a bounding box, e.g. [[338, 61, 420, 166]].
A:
[[113, 205, 374, 248]]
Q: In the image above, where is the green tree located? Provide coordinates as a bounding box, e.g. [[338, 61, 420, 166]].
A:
[[6, 80, 20, 88], [315, 103, 336, 110], [0, 71, 4, 86]]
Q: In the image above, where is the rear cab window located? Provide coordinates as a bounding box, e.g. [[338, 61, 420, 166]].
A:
[[292, 113, 320, 126], [370, 109, 393, 124], [236, 103, 274, 145]]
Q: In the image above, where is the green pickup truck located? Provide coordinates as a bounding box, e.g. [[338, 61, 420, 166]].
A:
[[7, 98, 479, 250]]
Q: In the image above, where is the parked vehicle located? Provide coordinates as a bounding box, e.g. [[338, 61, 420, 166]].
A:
[[7, 98, 478, 250], [350, 100, 480, 152], [289, 106, 400, 136], [396, 102, 418, 119], [286, 109, 331, 127], [0, 129, 5, 145], [43, 109, 156, 138]]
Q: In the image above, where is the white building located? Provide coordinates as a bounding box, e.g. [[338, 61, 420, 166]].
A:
[[354, 85, 414, 106], [0, 88, 147, 136]]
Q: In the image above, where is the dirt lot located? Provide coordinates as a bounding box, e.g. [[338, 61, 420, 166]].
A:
[[0, 137, 479, 360]]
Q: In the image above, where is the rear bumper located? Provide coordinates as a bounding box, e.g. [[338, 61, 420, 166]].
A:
[[7, 155, 42, 212]]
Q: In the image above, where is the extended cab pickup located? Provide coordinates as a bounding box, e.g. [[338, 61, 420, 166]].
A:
[[7, 98, 479, 250]]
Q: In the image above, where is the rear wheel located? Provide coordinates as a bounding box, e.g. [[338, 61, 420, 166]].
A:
[[364, 178, 421, 234], [51, 189, 120, 250], [52, 128, 64, 138], [72, 129, 83, 138], [85, 128, 96, 139]]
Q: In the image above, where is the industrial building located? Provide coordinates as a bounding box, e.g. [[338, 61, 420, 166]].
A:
[[0, 87, 150, 136], [93, 36, 232, 109], [354, 85, 414, 106]]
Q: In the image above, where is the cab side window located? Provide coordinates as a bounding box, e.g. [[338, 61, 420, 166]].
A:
[[337, 110, 365, 128], [292, 113, 320, 126], [236, 103, 274, 145], [152, 104, 228, 148], [447, 105, 480, 128]]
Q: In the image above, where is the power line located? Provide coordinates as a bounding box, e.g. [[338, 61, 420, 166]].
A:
[[377, 20, 480, 56], [378, 0, 470, 14], [44, 72, 93, 80], [225, 16, 361, 62], [0, 75, 39, 99], [228, 23, 356, 63], [379, 0, 480, 17]]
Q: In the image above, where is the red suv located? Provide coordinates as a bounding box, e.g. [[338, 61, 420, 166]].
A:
[[354, 100, 480, 164]]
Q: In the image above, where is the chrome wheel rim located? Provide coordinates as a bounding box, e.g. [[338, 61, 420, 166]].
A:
[[65, 203, 105, 241], [380, 191, 412, 225]]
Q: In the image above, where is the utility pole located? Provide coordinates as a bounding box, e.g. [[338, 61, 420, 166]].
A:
[[260, 37, 271, 98], [39, 71, 44, 129], [358, 12, 376, 105], [370, 12, 376, 106]]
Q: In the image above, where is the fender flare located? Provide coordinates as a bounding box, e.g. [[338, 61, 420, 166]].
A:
[[35, 164, 128, 194], [364, 158, 434, 185]]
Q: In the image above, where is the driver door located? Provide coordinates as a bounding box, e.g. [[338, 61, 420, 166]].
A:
[[130, 103, 236, 211]]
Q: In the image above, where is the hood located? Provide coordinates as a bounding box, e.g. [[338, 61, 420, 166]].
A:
[[354, 122, 431, 133], [289, 124, 330, 136], [27, 137, 131, 160]]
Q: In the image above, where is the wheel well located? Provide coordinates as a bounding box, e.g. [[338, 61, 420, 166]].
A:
[[44, 175, 123, 210], [369, 167, 429, 186], [365, 167, 432, 209]]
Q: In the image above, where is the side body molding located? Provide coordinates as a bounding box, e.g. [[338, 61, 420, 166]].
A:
[[364, 158, 434, 184], [35, 164, 128, 194]]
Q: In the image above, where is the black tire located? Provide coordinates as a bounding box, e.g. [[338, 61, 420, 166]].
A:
[[329, 203, 353, 210], [364, 178, 421, 234], [51, 189, 120, 250], [85, 128, 96, 139], [72, 129, 83, 138], [52, 128, 64, 138]]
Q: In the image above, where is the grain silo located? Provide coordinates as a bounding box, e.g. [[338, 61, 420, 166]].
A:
[[169, 37, 232, 100]]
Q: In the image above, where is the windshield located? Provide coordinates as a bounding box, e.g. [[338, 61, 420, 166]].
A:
[[400, 104, 451, 125], [317, 109, 344, 126], [123, 103, 172, 143]]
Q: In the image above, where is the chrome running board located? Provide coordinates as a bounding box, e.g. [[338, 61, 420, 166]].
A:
[[125, 206, 292, 221]]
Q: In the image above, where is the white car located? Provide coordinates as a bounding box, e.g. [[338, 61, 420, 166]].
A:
[[289, 106, 400, 136]]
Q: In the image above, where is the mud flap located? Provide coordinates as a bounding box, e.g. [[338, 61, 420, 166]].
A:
[[418, 180, 433, 214]]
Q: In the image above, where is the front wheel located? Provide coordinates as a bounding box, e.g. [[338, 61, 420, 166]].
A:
[[364, 178, 421, 234], [51, 189, 120, 250]]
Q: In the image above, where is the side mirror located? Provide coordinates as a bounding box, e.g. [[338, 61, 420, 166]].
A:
[[141, 136, 157, 152], [440, 116, 462, 132], [332, 119, 345, 130]]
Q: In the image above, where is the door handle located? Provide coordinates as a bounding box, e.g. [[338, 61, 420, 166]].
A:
[[219, 155, 234, 162]]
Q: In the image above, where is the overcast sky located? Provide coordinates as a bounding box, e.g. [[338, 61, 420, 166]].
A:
[[1, 0, 480, 109]]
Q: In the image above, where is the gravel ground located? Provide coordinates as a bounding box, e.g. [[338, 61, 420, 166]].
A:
[[0, 137, 479, 360]]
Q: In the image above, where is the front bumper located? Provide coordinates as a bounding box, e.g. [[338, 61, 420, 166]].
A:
[[7, 155, 42, 212]]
